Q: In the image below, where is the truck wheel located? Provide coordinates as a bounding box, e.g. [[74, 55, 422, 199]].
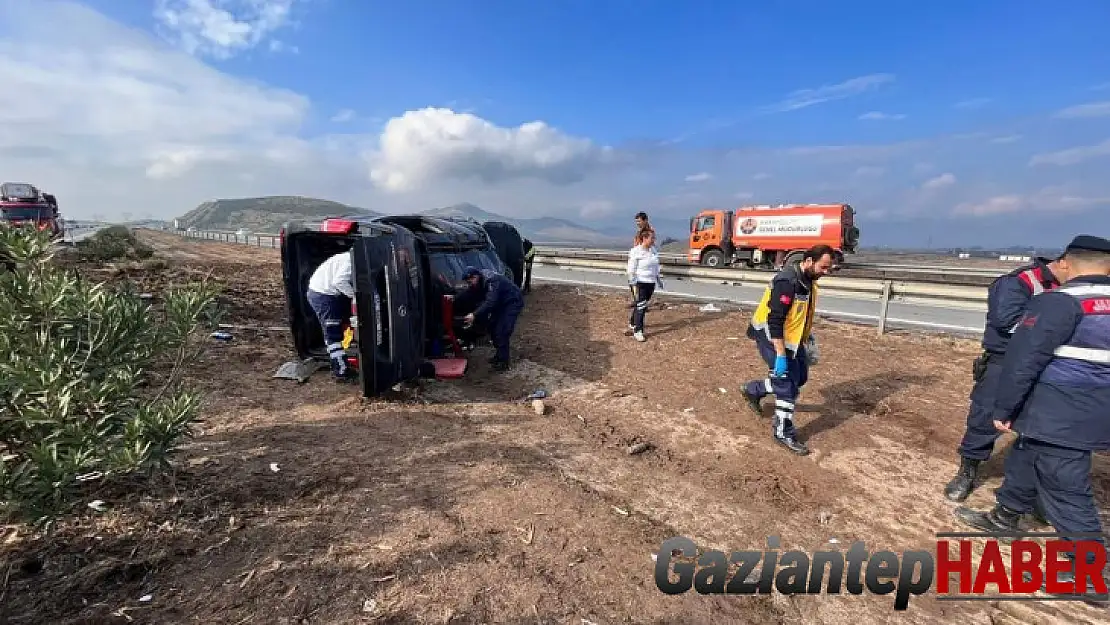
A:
[[702, 250, 725, 267]]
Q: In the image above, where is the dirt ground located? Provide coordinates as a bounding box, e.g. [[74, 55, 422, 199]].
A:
[[3, 230, 1108, 625]]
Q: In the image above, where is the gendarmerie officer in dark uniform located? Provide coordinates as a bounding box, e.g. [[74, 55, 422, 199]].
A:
[[943, 253, 1066, 501], [955, 235, 1110, 604]]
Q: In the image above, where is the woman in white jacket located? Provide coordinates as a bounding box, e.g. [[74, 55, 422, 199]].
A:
[[626, 229, 664, 342]]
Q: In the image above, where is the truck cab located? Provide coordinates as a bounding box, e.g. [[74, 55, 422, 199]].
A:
[[279, 214, 522, 397]]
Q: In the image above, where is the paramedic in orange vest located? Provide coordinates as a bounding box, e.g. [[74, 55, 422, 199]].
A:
[[741, 245, 835, 455], [943, 253, 1069, 502]]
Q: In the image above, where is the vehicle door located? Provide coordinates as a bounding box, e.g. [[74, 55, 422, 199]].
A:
[[351, 226, 425, 396]]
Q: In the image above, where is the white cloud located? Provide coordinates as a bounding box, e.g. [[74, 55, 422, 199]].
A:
[[858, 111, 906, 121], [1052, 101, 1110, 119], [154, 0, 299, 60], [366, 107, 614, 193], [684, 172, 712, 183], [1029, 139, 1110, 166], [331, 109, 356, 123], [765, 73, 895, 113], [921, 172, 956, 190], [990, 134, 1022, 144], [752, 172, 771, 181], [953, 188, 1110, 217], [952, 195, 1024, 216]]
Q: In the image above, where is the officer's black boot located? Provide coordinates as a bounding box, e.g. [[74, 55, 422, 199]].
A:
[[953, 502, 1022, 538], [772, 416, 809, 455], [943, 457, 980, 502], [741, 387, 764, 418]]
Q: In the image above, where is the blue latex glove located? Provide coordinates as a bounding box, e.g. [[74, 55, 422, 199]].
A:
[[772, 354, 788, 377]]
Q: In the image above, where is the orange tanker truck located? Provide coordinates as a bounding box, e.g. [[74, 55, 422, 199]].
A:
[[687, 203, 859, 270]]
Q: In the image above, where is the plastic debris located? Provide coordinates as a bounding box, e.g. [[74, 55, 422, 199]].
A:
[[209, 331, 233, 341], [138, 595, 153, 603], [627, 442, 652, 455], [526, 389, 547, 400], [273, 358, 327, 383], [269, 463, 280, 473], [699, 303, 722, 312], [87, 500, 108, 512], [532, 399, 546, 415]]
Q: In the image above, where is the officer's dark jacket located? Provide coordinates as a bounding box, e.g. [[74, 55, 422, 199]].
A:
[[994, 275, 1110, 451], [982, 258, 1060, 355], [472, 269, 524, 318]]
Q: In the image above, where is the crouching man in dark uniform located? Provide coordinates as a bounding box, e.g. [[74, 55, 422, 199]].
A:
[[740, 244, 835, 456], [944, 254, 1065, 501], [955, 235, 1110, 604], [461, 266, 525, 371]]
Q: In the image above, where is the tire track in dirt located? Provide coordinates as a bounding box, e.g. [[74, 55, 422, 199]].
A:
[[421, 358, 1061, 624], [421, 359, 1007, 621]]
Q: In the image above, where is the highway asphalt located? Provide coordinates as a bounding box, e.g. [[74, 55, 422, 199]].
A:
[[530, 263, 986, 337]]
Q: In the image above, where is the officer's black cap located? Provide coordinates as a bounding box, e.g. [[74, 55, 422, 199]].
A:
[[1065, 235, 1110, 255]]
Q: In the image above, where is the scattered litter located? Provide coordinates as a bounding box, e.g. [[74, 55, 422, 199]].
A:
[[269, 463, 280, 473], [370, 575, 396, 583], [209, 331, 233, 341], [627, 442, 652, 455], [362, 599, 378, 614], [818, 510, 833, 525], [651, 553, 658, 562], [699, 303, 721, 312], [218, 323, 288, 332], [273, 358, 327, 383], [612, 506, 629, 516], [532, 399, 546, 416], [718, 387, 727, 393], [87, 500, 108, 512], [526, 389, 547, 400], [682, 407, 694, 413], [829, 538, 840, 544], [139, 293, 153, 300], [726, 336, 740, 340], [138, 594, 152, 603]]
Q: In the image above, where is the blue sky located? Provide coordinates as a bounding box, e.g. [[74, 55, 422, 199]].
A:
[[3, 0, 1110, 248]]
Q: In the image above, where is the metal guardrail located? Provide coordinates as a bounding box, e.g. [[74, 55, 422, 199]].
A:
[[532, 246, 1009, 278], [170, 227, 987, 336]]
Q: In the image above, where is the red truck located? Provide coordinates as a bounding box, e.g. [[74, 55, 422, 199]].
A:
[[0, 182, 63, 239]]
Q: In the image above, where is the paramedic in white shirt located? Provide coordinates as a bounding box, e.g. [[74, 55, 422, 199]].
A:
[[625, 229, 664, 342], [306, 250, 356, 380]]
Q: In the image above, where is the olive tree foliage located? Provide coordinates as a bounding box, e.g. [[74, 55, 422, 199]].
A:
[[0, 224, 223, 527]]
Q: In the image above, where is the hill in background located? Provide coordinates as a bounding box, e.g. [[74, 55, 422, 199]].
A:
[[173, 197, 627, 246], [176, 196, 380, 233]]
